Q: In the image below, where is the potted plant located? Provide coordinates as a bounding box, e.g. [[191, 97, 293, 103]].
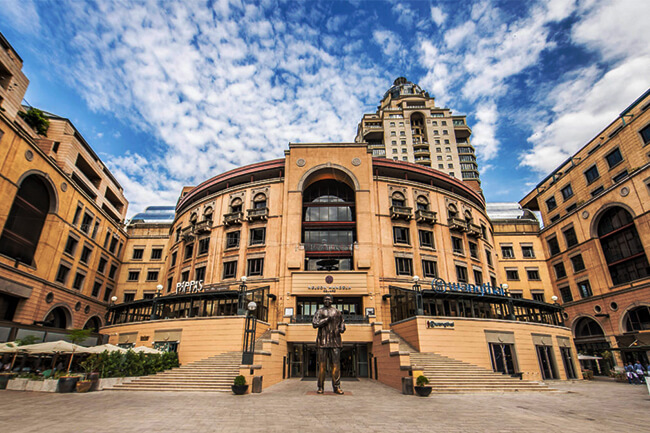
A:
[[231, 375, 248, 395], [80, 354, 101, 391], [56, 371, 82, 393], [414, 374, 432, 397]]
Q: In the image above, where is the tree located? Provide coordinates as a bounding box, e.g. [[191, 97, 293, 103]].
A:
[[18, 107, 50, 136]]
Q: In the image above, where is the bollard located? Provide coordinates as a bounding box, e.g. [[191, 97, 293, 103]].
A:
[[252, 375, 263, 393], [402, 376, 413, 395]]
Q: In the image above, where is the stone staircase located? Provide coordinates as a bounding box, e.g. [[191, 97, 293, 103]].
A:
[[410, 352, 553, 393], [108, 351, 242, 392]]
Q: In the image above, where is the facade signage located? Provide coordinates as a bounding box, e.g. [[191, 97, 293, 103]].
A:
[[175, 280, 204, 294], [431, 278, 507, 297], [291, 271, 368, 295], [307, 285, 352, 293], [426, 320, 454, 328]]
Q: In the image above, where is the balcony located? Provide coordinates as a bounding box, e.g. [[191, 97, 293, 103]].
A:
[[414, 149, 430, 157], [454, 123, 472, 138], [449, 217, 468, 232], [181, 226, 194, 241], [247, 207, 269, 221], [223, 211, 244, 226], [193, 220, 212, 234], [390, 205, 412, 220], [415, 209, 437, 225], [467, 223, 481, 237]]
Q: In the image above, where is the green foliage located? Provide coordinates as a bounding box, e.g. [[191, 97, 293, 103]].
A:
[[18, 107, 50, 136], [80, 354, 100, 375], [416, 375, 429, 387], [67, 328, 92, 345], [234, 375, 247, 386], [91, 349, 178, 378], [16, 335, 39, 346]]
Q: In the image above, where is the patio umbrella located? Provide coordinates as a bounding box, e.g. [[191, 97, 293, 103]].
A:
[[578, 355, 603, 360], [86, 344, 128, 354], [132, 346, 162, 354], [20, 340, 92, 372], [0, 341, 22, 353]]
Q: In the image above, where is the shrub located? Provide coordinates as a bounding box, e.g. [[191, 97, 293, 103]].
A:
[[18, 108, 50, 136], [234, 375, 246, 386], [416, 375, 429, 387]]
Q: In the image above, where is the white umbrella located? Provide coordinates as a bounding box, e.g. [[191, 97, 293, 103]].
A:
[[132, 346, 162, 354], [0, 341, 22, 354], [86, 344, 128, 354], [20, 340, 92, 372]]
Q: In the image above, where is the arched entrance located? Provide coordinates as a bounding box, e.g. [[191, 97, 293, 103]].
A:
[[573, 316, 610, 374], [618, 306, 650, 365], [83, 316, 102, 333], [43, 306, 69, 329]]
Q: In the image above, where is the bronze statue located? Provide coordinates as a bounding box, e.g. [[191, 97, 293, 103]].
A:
[[312, 294, 346, 394]]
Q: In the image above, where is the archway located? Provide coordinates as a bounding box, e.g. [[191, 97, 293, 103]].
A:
[[83, 316, 103, 333], [43, 306, 70, 329]]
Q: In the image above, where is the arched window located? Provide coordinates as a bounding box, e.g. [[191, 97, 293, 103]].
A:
[[447, 204, 458, 219], [230, 198, 243, 213], [574, 317, 605, 338], [391, 192, 405, 208], [464, 210, 473, 222], [189, 212, 198, 224], [253, 193, 267, 209], [597, 207, 649, 285], [83, 316, 102, 332], [416, 196, 429, 211], [0, 175, 51, 265], [43, 307, 69, 329], [203, 206, 213, 221], [623, 306, 650, 332]]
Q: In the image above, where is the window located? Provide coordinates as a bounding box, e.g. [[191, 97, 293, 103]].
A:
[[247, 258, 264, 276], [485, 250, 493, 267], [393, 227, 410, 245], [395, 257, 413, 276], [166, 277, 173, 293], [230, 198, 243, 213], [52, 141, 59, 153], [392, 148, 398, 154], [547, 237, 560, 256], [510, 292, 523, 299], [468, 241, 478, 259], [109, 237, 118, 254], [402, 157, 407, 161], [550, 215, 560, 223], [127, 271, 140, 281], [532, 293, 545, 302], [253, 193, 267, 209], [526, 269, 540, 280], [181, 270, 190, 282], [132, 248, 144, 260], [91, 281, 102, 298], [225, 231, 240, 249], [584, 165, 600, 184], [501, 245, 514, 259], [151, 248, 163, 260], [605, 148, 623, 168], [123, 293, 135, 302], [72, 204, 83, 226], [92, 220, 100, 239], [577, 280, 593, 298], [418, 230, 434, 248], [223, 261, 237, 279], [250, 228, 266, 246], [104, 232, 111, 249], [473, 269, 483, 285], [613, 170, 629, 183], [566, 203, 577, 213], [451, 236, 464, 255], [554, 262, 567, 279], [146, 270, 159, 281], [98, 257, 107, 274], [198, 237, 210, 255], [546, 196, 557, 212], [108, 264, 118, 280], [184, 243, 194, 260], [591, 186, 605, 197], [64, 235, 79, 256], [80, 213, 93, 234], [80, 245, 92, 264], [175, 227, 181, 242], [422, 260, 437, 278], [571, 254, 586, 272], [195, 266, 206, 281], [401, 148, 407, 153], [563, 227, 578, 247], [640, 124, 650, 145], [170, 251, 177, 267], [561, 184, 573, 200], [438, 164, 444, 169], [103, 287, 113, 302], [505, 269, 519, 280], [55, 263, 71, 284], [456, 265, 468, 283], [521, 245, 535, 258], [559, 286, 573, 302]]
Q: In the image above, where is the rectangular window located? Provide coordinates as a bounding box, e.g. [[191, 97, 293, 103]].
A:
[[226, 231, 240, 249], [546, 196, 557, 211], [505, 269, 519, 280], [527, 269, 540, 280], [570, 254, 586, 272], [418, 230, 434, 248], [563, 227, 578, 247], [455, 265, 468, 283], [451, 236, 464, 255], [132, 248, 144, 260], [198, 237, 210, 255], [55, 263, 71, 284], [124, 293, 135, 302], [605, 148, 623, 168], [559, 286, 573, 302], [181, 270, 190, 282], [422, 260, 437, 278], [485, 250, 493, 267], [554, 262, 567, 279], [170, 251, 177, 267], [175, 227, 181, 242], [468, 241, 478, 259], [103, 287, 113, 302], [473, 269, 483, 285], [250, 228, 266, 246], [501, 245, 514, 259], [127, 271, 140, 281], [72, 204, 83, 226], [247, 258, 264, 276], [510, 292, 523, 299], [151, 248, 163, 260], [64, 235, 79, 256], [395, 257, 413, 276], [393, 227, 410, 245], [561, 184, 573, 200], [532, 293, 545, 302], [167, 276, 173, 293], [142, 293, 155, 300], [146, 270, 159, 281], [184, 243, 194, 260], [584, 165, 600, 184], [104, 232, 110, 249], [91, 220, 100, 239], [108, 264, 118, 280], [195, 266, 206, 281], [109, 237, 118, 254], [98, 257, 107, 274], [566, 203, 577, 213], [223, 261, 237, 279], [578, 280, 593, 298], [640, 124, 650, 145], [612, 170, 629, 183], [91, 281, 102, 297], [80, 213, 93, 234], [591, 186, 605, 197], [550, 214, 560, 223], [80, 245, 92, 264], [547, 237, 560, 256], [521, 245, 535, 258]]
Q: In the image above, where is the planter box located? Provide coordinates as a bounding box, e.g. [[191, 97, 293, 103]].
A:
[[96, 377, 136, 390], [0, 374, 17, 389], [25, 380, 45, 392], [7, 378, 29, 391]]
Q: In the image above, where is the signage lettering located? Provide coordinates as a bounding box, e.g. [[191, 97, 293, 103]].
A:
[[426, 320, 454, 328], [175, 280, 204, 294], [431, 278, 507, 297], [307, 285, 352, 293]]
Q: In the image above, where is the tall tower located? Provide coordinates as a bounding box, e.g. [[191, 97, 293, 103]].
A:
[[355, 77, 480, 191]]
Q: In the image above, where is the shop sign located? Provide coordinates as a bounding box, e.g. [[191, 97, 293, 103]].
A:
[[307, 285, 352, 293], [175, 280, 204, 294], [431, 278, 507, 297], [426, 320, 454, 328], [292, 272, 368, 295]]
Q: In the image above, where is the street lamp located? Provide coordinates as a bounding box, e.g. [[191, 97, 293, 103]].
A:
[[412, 275, 423, 316], [242, 301, 257, 365], [238, 276, 248, 316], [151, 284, 164, 320], [109, 296, 118, 325]]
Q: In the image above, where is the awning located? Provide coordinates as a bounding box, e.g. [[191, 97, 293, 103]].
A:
[[154, 329, 182, 342], [118, 332, 138, 344], [0, 277, 33, 298]]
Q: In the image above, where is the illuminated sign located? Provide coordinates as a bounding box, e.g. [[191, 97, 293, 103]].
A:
[[175, 280, 204, 294], [430, 278, 507, 297]]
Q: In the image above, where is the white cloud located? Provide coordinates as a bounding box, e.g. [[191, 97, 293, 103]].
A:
[[430, 6, 446, 27], [372, 30, 403, 57], [0, 0, 41, 33], [471, 101, 499, 160]]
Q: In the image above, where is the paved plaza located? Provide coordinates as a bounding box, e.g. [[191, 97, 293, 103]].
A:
[[1, 378, 649, 433]]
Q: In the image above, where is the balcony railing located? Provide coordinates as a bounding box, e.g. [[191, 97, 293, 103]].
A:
[[247, 207, 269, 221], [181, 226, 194, 241], [390, 205, 412, 220], [223, 211, 244, 225], [193, 220, 212, 234], [449, 217, 468, 232], [303, 243, 353, 253], [415, 209, 437, 225]]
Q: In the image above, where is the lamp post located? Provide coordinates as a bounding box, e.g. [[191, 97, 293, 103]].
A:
[[413, 275, 423, 316], [150, 284, 164, 320], [502, 284, 516, 320], [242, 301, 257, 365], [551, 295, 563, 326], [109, 296, 118, 325], [238, 276, 248, 316]]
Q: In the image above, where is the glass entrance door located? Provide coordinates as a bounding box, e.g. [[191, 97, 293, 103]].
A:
[[489, 343, 516, 374], [560, 347, 577, 379], [536, 345, 558, 379]]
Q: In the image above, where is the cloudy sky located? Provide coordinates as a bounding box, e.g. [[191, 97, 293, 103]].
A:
[[1, 0, 649, 216]]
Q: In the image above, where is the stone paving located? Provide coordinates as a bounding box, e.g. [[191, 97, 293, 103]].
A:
[[1, 378, 649, 433]]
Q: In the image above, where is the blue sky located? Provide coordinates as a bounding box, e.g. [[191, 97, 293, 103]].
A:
[[1, 0, 649, 217]]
